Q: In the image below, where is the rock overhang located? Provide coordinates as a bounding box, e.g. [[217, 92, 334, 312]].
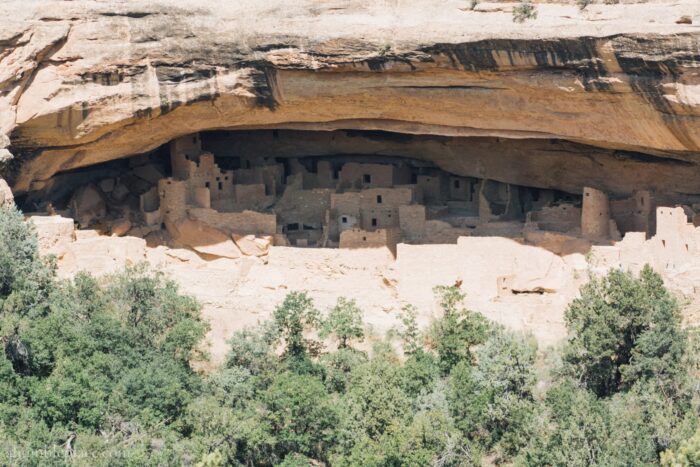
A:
[[2, 0, 700, 196]]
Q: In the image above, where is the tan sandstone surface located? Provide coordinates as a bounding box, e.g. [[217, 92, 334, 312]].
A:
[[51, 230, 575, 364], [35, 219, 697, 365]]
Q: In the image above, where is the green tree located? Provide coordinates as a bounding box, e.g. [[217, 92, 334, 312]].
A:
[[448, 329, 537, 456], [339, 349, 411, 441], [600, 383, 680, 465], [562, 266, 686, 397], [0, 207, 55, 320], [273, 292, 320, 358], [662, 428, 700, 466], [397, 304, 421, 355], [224, 322, 279, 376], [429, 285, 491, 374], [320, 347, 367, 393], [520, 380, 609, 467], [400, 349, 440, 398], [320, 297, 365, 349], [262, 372, 337, 461], [0, 207, 209, 463], [278, 452, 314, 466]]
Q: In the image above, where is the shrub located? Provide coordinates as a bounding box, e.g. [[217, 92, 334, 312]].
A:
[[397, 304, 421, 355], [0, 206, 55, 318], [225, 323, 278, 376], [262, 372, 338, 460], [448, 329, 538, 455], [662, 429, 700, 466], [273, 291, 320, 358], [513, 0, 538, 23], [320, 297, 365, 349], [428, 285, 491, 374]]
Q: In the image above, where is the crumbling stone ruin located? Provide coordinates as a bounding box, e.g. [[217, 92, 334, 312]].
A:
[[19, 130, 700, 268]]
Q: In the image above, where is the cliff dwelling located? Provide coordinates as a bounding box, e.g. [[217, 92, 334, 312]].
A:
[[3, 0, 700, 364], [14, 125, 700, 363], [4, 1, 700, 462], [17, 128, 700, 266]]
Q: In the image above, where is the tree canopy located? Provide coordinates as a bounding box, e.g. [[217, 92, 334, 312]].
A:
[[0, 205, 697, 466]]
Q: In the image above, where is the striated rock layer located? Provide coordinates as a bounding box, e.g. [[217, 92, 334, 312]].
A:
[[1, 0, 700, 195]]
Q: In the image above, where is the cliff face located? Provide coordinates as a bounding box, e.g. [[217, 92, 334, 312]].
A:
[[2, 0, 700, 195]]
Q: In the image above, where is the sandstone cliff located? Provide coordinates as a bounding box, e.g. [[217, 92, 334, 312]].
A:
[[1, 0, 700, 195]]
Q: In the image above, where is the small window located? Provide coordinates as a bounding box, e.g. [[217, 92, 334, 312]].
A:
[[205, 182, 210, 188], [342, 217, 348, 223], [377, 195, 383, 204], [363, 174, 371, 184], [218, 182, 223, 190], [662, 240, 666, 248], [371, 218, 377, 227], [454, 180, 460, 189], [363, 236, 367, 241], [333, 169, 340, 180], [225, 177, 229, 180]]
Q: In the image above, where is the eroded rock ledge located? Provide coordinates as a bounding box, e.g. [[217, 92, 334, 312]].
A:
[[1, 0, 700, 195]]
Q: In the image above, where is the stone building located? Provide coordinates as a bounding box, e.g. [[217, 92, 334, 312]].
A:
[[339, 227, 402, 256], [581, 186, 611, 240], [128, 132, 683, 261]]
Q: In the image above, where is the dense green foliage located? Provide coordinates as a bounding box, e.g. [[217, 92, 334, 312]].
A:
[[562, 266, 687, 397], [0, 207, 208, 465], [0, 205, 698, 465]]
